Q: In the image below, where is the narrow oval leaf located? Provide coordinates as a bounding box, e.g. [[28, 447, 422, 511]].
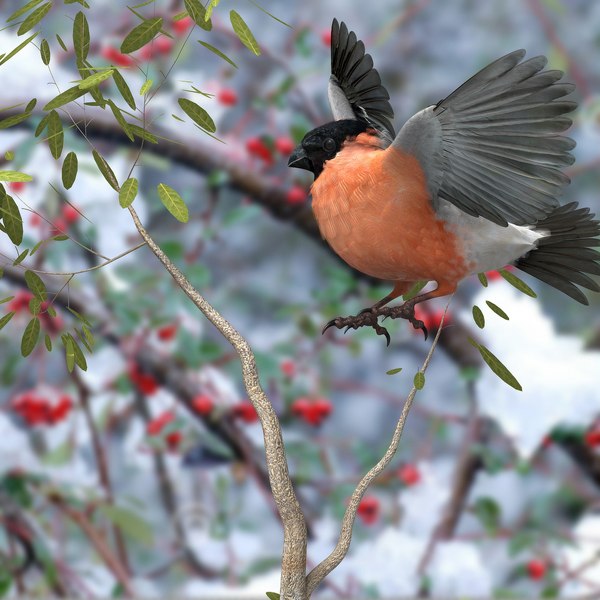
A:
[[92, 150, 119, 191], [119, 178, 138, 208], [230, 10, 260, 55], [0, 171, 33, 183], [120, 17, 163, 54], [68, 334, 87, 371], [0, 312, 15, 331], [107, 100, 133, 141], [4, 151, 14, 161], [62, 152, 78, 189], [184, 0, 212, 30], [56, 34, 67, 51], [468, 338, 522, 391], [197, 40, 237, 68], [63, 334, 75, 372], [0, 32, 39, 66], [499, 269, 537, 298], [157, 183, 188, 223], [73, 11, 90, 64], [178, 98, 215, 132], [29, 297, 42, 315], [79, 69, 114, 90], [112, 70, 136, 110], [140, 79, 153, 96], [43, 85, 87, 110], [413, 371, 425, 390], [0, 191, 24, 245], [40, 38, 50, 64], [25, 270, 47, 300], [17, 2, 52, 36], [21, 317, 40, 357], [129, 124, 157, 144], [13, 249, 29, 266], [486, 300, 509, 320], [472, 305, 485, 329], [44, 333, 52, 351], [98, 505, 154, 545], [386, 367, 403, 376], [266, 593, 280, 600], [35, 113, 51, 137], [0, 113, 33, 130], [7, 0, 43, 22], [477, 272, 488, 288], [25, 98, 37, 112], [47, 110, 64, 159]]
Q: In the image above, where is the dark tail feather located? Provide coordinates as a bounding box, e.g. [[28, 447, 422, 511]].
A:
[[515, 201, 600, 304]]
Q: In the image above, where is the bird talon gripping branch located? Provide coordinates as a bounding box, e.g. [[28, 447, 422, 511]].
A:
[[290, 19, 600, 345]]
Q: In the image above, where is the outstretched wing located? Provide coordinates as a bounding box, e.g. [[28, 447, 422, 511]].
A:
[[328, 19, 395, 140], [393, 50, 577, 226]]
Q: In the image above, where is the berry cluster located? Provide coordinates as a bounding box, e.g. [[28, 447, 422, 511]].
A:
[[12, 391, 73, 426], [128, 363, 159, 395], [291, 397, 332, 426], [146, 410, 182, 451]]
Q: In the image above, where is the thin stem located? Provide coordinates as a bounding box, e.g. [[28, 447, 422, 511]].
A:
[[306, 304, 449, 596]]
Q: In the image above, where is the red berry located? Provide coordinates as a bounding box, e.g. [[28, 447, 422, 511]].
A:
[[291, 397, 310, 417], [51, 217, 68, 236], [321, 29, 332, 46], [192, 394, 214, 416], [173, 15, 193, 35], [302, 404, 323, 426], [526, 559, 546, 580], [29, 213, 42, 227], [7, 291, 34, 313], [8, 181, 25, 193], [165, 430, 182, 450], [49, 394, 73, 423], [398, 463, 421, 486], [280, 359, 296, 378], [286, 186, 306, 205], [154, 36, 174, 55], [233, 402, 258, 423], [413, 306, 449, 333], [357, 496, 380, 525], [157, 323, 178, 341], [275, 137, 295, 155], [146, 410, 175, 436], [102, 46, 134, 67], [246, 137, 273, 164], [585, 429, 600, 447], [218, 88, 238, 106], [62, 204, 80, 224], [129, 364, 159, 396], [314, 398, 332, 417]]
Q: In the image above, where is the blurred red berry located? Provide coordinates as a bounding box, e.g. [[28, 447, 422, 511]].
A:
[[61, 204, 80, 224], [12, 391, 73, 426], [49, 394, 73, 423], [8, 181, 25, 193], [313, 398, 332, 418], [192, 394, 214, 416], [286, 186, 307, 205], [357, 496, 380, 525], [275, 137, 295, 155], [141, 37, 173, 60], [291, 397, 310, 417], [165, 430, 183, 450], [218, 88, 238, 106], [246, 137, 273, 164], [321, 29, 332, 46], [29, 213, 42, 227], [413, 306, 449, 334], [173, 15, 193, 35], [157, 323, 178, 341], [398, 463, 421, 486], [129, 363, 159, 395], [585, 429, 600, 447], [233, 402, 258, 423], [541, 435, 553, 449], [146, 410, 175, 436], [102, 46, 134, 67], [51, 217, 68, 236], [291, 397, 332, 426], [526, 559, 546, 580], [7, 291, 34, 313], [280, 359, 296, 378], [486, 265, 514, 282]]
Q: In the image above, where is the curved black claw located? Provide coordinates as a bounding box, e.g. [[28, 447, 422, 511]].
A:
[[322, 318, 341, 335], [321, 309, 391, 346], [379, 304, 429, 341]]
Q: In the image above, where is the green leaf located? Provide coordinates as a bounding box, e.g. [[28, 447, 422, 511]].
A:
[[230, 10, 260, 55], [4, 151, 14, 161], [25, 270, 47, 300], [66, 306, 91, 326], [81, 324, 94, 349], [119, 177, 138, 208], [0, 32, 39, 66], [129, 124, 157, 144], [0, 171, 33, 183], [120, 17, 163, 54], [0, 189, 24, 245], [197, 40, 237, 68], [78, 69, 114, 90], [266, 593, 280, 600], [98, 504, 154, 545], [157, 183, 188, 223], [61, 152, 78, 189], [403, 280, 427, 301], [486, 300, 509, 320], [35, 113, 51, 137], [247, 0, 291, 28], [73, 11, 90, 64], [184, 0, 212, 30], [112, 70, 136, 110], [40, 38, 50, 64], [44, 333, 52, 351], [43, 85, 87, 111], [139, 79, 153, 96], [472, 305, 485, 329], [30, 239, 44, 256], [386, 367, 403, 375], [29, 297, 42, 315], [67, 334, 87, 371], [17, 2, 52, 36], [56, 34, 68, 52], [477, 272, 488, 288], [0, 297, 13, 304], [7, 0, 43, 22], [473, 496, 501, 533], [13, 250, 29, 266], [63, 334, 75, 372], [47, 110, 64, 159], [0, 313, 15, 331], [468, 338, 522, 391], [25, 98, 37, 112], [92, 150, 119, 191], [0, 563, 12, 597], [413, 371, 425, 390], [107, 100, 133, 141], [205, 0, 219, 21], [0, 112, 33, 130], [178, 98, 216, 132], [499, 269, 537, 298], [21, 317, 40, 357]]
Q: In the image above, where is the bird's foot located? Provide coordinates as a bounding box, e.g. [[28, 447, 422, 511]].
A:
[[379, 303, 428, 340], [322, 308, 391, 346]]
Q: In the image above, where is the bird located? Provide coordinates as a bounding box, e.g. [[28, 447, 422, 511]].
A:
[[288, 18, 600, 345]]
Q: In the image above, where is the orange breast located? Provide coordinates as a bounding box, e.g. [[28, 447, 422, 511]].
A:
[[311, 137, 468, 283]]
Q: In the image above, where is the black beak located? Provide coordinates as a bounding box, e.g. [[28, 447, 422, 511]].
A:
[[288, 145, 312, 171]]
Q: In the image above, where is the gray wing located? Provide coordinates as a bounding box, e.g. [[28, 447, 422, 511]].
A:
[[393, 50, 577, 226], [328, 19, 395, 140]]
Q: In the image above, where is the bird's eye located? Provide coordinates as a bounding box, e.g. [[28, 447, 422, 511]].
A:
[[323, 138, 336, 153]]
